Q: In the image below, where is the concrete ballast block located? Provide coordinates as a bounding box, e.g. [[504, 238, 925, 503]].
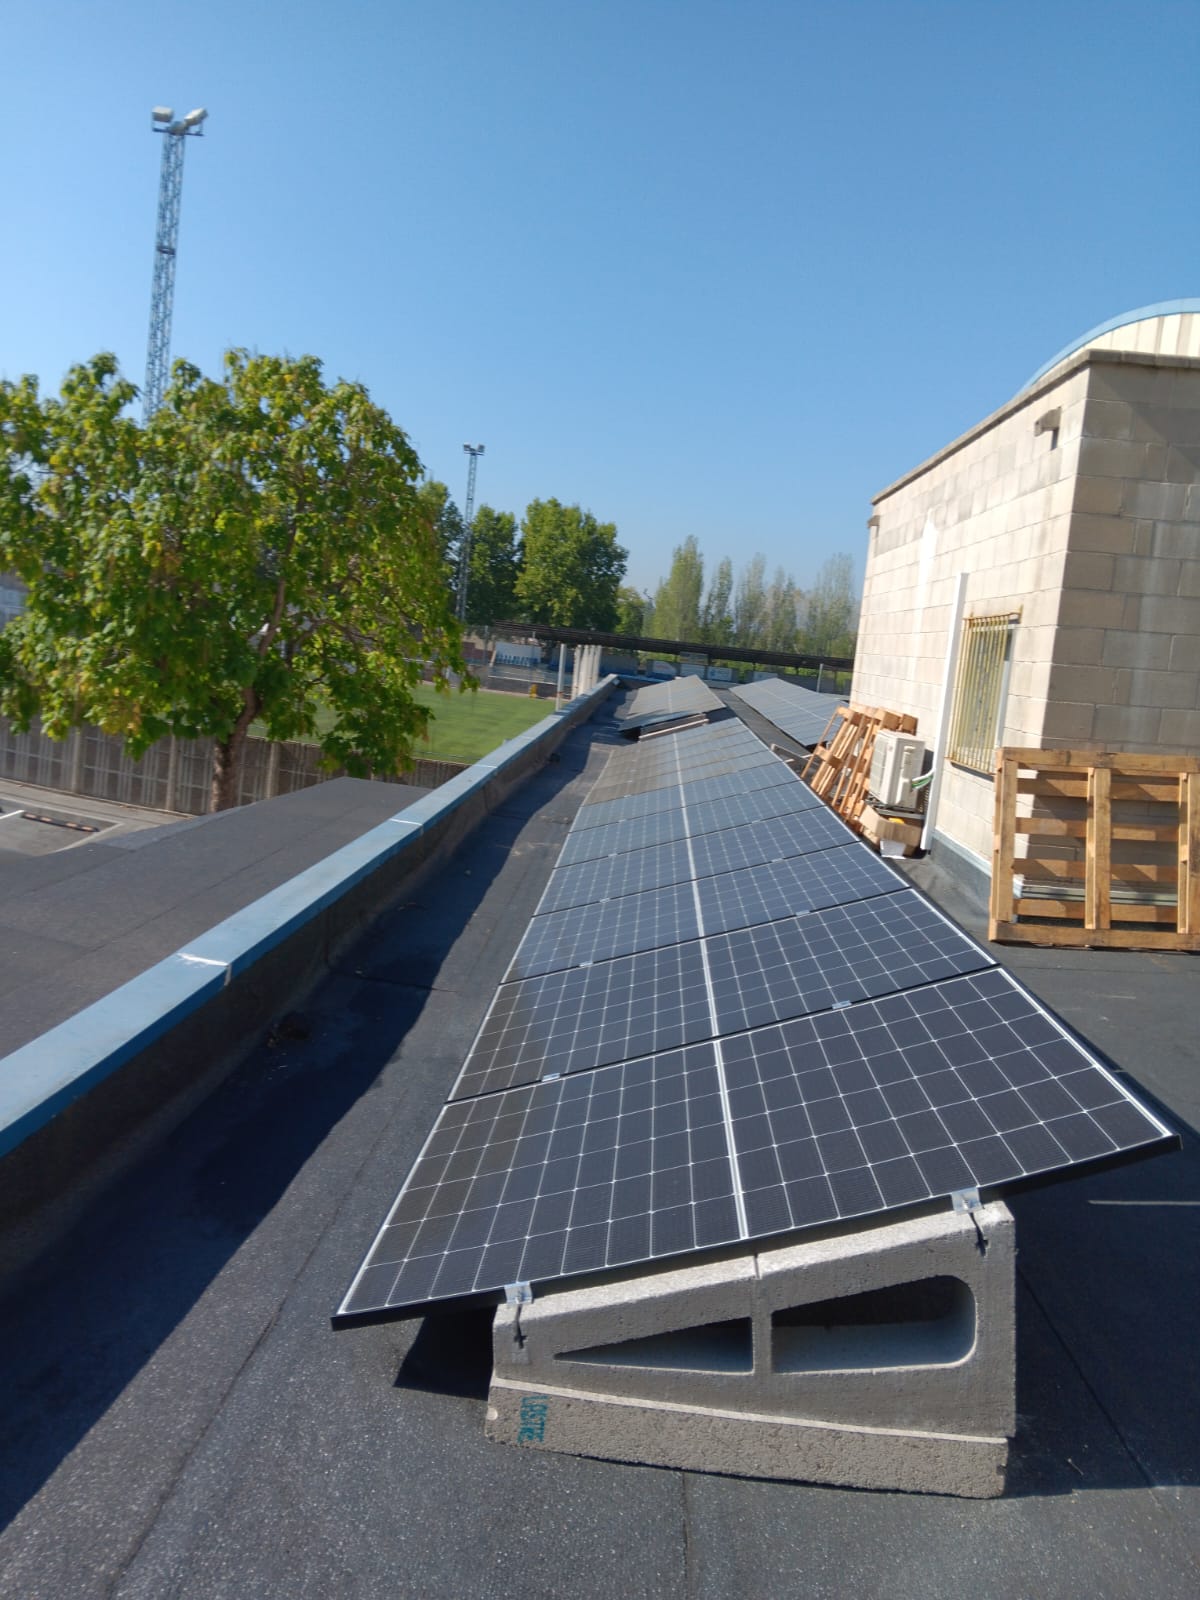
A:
[[486, 1201, 1015, 1498]]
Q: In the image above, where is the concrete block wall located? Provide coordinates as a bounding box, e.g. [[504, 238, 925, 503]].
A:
[[854, 361, 1088, 865], [854, 348, 1200, 871], [1043, 359, 1200, 752]]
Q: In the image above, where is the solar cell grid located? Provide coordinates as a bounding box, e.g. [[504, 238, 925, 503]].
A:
[[508, 879, 700, 979], [592, 748, 780, 800], [338, 1043, 743, 1320], [680, 760, 801, 805], [557, 807, 688, 865], [338, 959, 1172, 1324], [697, 846, 905, 934], [729, 679, 842, 746], [674, 729, 762, 756], [719, 967, 1170, 1235], [337, 698, 1176, 1327], [450, 940, 713, 1100], [583, 769, 685, 801], [706, 890, 994, 1035], [573, 786, 685, 831], [686, 781, 820, 838], [539, 839, 693, 914], [620, 677, 722, 721], [689, 808, 857, 877]]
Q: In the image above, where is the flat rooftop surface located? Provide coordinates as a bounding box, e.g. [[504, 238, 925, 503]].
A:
[[0, 776, 428, 1054], [0, 705, 1196, 1599]]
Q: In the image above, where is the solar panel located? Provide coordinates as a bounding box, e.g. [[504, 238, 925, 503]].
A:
[[729, 678, 843, 747], [573, 786, 686, 831], [337, 706, 1177, 1329], [720, 966, 1169, 1233], [705, 891, 993, 1035], [450, 941, 714, 1100], [539, 840, 693, 915], [507, 879, 700, 979], [680, 760, 802, 804], [584, 749, 778, 802], [617, 677, 723, 728], [336, 1044, 743, 1323], [686, 781, 820, 838], [585, 767, 690, 801], [689, 808, 858, 877], [336, 964, 1172, 1325], [557, 808, 688, 866], [696, 846, 906, 935]]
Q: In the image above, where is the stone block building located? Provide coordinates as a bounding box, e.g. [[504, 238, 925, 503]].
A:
[[852, 302, 1200, 888]]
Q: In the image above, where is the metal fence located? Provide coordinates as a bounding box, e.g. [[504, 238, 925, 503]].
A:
[[0, 719, 467, 816]]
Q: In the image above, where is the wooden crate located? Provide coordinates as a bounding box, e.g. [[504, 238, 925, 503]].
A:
[[989, 748, 1200, 951], [860, 804, 923, 857], [800, 705, 918, 832]]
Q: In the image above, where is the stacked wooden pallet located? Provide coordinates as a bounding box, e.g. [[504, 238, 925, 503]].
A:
[[989, 748, 1200, 952], [799, 705, 919, 833]]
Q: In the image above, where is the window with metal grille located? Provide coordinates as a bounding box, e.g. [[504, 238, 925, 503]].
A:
[[947, 613, 1019, 775]]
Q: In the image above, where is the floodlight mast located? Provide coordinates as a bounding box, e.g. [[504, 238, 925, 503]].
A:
[[144, 106, 208, 420], [456, 443, 486, 623]]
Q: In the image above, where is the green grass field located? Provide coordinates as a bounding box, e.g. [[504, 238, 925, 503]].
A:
[[407, 683, 552, 762], [266, 683, 553, 766]]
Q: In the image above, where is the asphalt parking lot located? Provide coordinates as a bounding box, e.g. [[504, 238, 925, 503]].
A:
[[0, 782, 168, 856]]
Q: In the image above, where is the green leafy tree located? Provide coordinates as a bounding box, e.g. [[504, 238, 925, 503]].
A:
[[651, 535, 704, 641], [733, 554, 768, 647], [514, 498, 627, 629], [415, 479, 464, 583], [462, 504, 520, 626], [763, 566, 801, 653], [0, 351, 466, 811], [801, 552, 859, 658], [700, 557, 734, 646], [614, 585, 647, 636]]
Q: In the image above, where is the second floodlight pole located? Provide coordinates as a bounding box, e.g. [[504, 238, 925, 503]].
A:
[[456, 443, 485, 622]]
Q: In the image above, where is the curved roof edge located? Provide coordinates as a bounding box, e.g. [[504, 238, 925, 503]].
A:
[[1023, 299, 1200, 389]]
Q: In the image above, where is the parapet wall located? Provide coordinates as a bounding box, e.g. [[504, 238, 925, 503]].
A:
[[0, 679, 617, 1274]]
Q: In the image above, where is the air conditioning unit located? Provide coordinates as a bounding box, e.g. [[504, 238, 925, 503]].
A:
[[869, 731, 926, 810]]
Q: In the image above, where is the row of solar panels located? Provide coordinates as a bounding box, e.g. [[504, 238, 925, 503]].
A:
[[616, 674, 723, 731], [335, 710, 1173, 1326], [728, 676, 843, 747]]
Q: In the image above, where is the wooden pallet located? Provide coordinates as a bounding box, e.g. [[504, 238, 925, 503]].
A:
[[989, 748, 1200, 951], [800, 705, 919, 832]]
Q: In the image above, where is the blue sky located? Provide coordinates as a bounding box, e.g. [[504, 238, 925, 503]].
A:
[[3, 1, 1198, 597]]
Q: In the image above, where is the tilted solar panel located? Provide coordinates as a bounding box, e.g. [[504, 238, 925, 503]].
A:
[[335, 708, 1176, 1328], [539, 839, 693, 915], [557, 807, 688, 865], [728, 677, 843, 747], [337, 1044, 742, 1322], [705, 891, 993, 1035], [450, 940, 714, 1100], [507, 879, 701, 980], [696, 846, 905, 934], [685, 781, 821, 838], [689, 808, 857, 876], [336, 961, 1172, 1325], [721, 967, 1167, 1233], [573, 786, 687, 831]]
